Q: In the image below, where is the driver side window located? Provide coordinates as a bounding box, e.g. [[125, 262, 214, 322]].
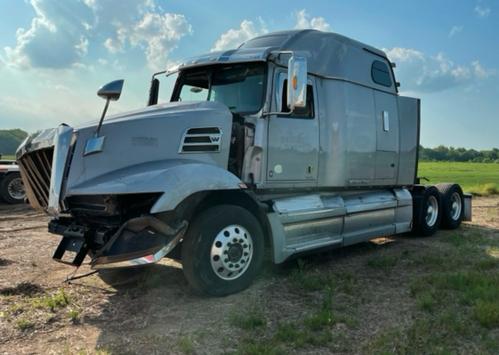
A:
[[278, 76, 315, 118]]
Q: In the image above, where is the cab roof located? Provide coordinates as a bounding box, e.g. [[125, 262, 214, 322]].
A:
[[176, 30, 396, 93]]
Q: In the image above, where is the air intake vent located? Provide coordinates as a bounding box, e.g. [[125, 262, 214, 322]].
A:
[[180, 127, 222, 153]]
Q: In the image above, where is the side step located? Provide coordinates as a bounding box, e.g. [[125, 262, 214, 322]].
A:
[[267, 189, 412, 263]]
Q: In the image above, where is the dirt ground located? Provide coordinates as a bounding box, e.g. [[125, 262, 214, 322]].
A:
[[0, 197, 498, 354]]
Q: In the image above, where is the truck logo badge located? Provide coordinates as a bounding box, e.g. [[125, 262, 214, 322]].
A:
[[210, 136, 220, 143]]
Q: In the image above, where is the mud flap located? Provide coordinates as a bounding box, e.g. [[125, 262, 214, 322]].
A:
[[463, 193, 472, 221]]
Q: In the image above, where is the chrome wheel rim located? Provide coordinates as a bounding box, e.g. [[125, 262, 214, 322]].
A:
[[7, 177, 25, 200], [425, 195, 439, 227], [210, 224, 253, 280], [450, 192, 462, 221]]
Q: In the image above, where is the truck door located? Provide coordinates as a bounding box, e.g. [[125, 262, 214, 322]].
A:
[[374, 90, 399, 183], [266, 72, 319, 184], [371, 59, 399, 184]]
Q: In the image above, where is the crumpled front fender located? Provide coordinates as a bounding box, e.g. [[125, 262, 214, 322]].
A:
[[65, 159, 243, 213]]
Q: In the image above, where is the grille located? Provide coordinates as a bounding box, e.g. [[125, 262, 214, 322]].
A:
[[180, 127, 222, 153], [18, 147, 54, 209]]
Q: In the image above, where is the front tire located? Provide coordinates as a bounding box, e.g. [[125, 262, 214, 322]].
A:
[[181, 205, 264, 296], [0, 173, 26, 204]]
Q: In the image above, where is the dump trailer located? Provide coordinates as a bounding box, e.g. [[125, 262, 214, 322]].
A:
[[17, 30, 471, 296]]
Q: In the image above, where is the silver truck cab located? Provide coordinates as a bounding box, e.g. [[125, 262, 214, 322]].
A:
[[17, 30, 470, 296]]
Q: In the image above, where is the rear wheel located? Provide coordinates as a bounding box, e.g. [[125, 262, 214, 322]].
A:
[[412, 186, 441, 236], [0, 173, 26, 204], [181, 204, 264, 296], [436, 183, 464, 229]]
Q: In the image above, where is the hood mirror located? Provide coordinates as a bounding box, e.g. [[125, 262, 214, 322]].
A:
[[85, 79, 124, 156], [97, 79, 124, 101]]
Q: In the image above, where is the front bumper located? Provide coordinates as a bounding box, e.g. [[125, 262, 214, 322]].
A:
[[49, 215, 187, 269]]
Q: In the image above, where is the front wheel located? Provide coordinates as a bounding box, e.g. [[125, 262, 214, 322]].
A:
[[181, 205, 264, 296]]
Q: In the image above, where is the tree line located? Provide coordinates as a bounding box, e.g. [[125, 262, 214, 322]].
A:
[[420, 145, 499, 163], [0, 129, 28, 156]]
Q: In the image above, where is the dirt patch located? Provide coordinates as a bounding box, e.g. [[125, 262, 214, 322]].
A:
[[0, 258, 14, 267], [0, 197, 497, 354], [0, 282, 45, 297]]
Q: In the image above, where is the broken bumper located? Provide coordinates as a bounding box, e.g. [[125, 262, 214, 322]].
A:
[[49, 215, 187, 269]]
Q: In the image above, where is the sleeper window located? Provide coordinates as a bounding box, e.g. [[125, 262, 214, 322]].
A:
[[281, 80, 315, 118], [371, 60, 392, 87]]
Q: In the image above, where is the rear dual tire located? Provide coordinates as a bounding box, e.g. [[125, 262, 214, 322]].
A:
[[436, 183, 464, 229], [413, 186, 441, 236], [412, 183, 465, 236]]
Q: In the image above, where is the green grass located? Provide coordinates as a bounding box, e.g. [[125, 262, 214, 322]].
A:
[[177, 336, 195, 355], [229, 306, 266, 330], [67, 308, 80, 322], [366, 254, 399, 271], [31, 288, 69, 312], [366, 228, 499, 354], [16, 318, 34, 330], [418, 161, 499, 195]]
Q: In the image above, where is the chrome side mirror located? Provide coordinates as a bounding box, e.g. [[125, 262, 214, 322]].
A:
[[97, 79, 124, 101], [287, 54, 307, 110]]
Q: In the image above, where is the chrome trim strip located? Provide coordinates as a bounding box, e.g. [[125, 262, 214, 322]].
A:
[[17, 160, 42, 210], [48, 125, 74, 216], [91, 229, 185, 269]]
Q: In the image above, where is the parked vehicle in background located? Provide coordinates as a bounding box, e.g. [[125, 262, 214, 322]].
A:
[[16, 30, 471, 296], [0, 154, 26, 204]]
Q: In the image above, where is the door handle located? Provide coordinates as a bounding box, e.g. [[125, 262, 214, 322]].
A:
[[382, 111, 390, 132]]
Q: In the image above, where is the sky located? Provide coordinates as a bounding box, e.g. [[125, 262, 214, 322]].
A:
[[0, 0, 497, 149]]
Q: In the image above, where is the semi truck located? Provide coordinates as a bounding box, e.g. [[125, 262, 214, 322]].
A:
[[17, 30, 471, 296], [0, 154, 26, 204]]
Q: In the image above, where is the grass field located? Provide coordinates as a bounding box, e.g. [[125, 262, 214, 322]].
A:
[[418, 161, 499, 195], [0, 155, 15, 160]]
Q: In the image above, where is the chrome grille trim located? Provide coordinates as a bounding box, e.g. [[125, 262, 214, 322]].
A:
[[18, 147, 54, 210]]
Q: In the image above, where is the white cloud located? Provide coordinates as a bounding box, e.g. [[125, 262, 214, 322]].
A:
[[4, 0, 93, 69], [474, 5, 491, 17], [449, 25, 463, 38], [90, 1, 192, 70], [386, 47, 495, 92], [130, 13, 192, 70], [294, 9, 331, 31], [4, 0, 191, 71], [211, 19, 267, 52]]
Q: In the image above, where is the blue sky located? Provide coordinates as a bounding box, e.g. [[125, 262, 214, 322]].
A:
[[0, 0, 497, 149]]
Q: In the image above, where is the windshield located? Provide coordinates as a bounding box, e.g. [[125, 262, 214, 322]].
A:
[[173, 63, 266, 114]]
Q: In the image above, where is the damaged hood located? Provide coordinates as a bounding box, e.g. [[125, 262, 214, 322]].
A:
[[65, 100, 233, 197]]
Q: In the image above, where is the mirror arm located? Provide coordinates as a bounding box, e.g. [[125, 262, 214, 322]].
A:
[[95, 98, 110, 137]]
